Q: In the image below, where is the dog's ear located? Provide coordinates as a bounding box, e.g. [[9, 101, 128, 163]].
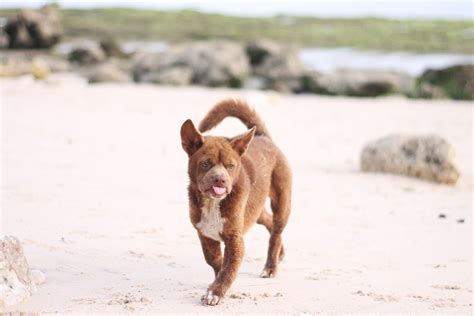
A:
[[230, 126, 256, 156], [180, 119, 203, 156]]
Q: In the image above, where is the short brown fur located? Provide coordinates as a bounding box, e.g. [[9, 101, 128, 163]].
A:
[[180, 99, 292, 306]]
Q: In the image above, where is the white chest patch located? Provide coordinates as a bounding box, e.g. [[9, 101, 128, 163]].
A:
[[196, 199, 225, 241]]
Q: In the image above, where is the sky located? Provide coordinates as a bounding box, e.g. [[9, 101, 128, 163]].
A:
[[0, 0, 473, 20]]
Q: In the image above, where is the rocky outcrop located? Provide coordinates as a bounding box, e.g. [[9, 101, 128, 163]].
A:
[[413, 82, 446, 99], [132, 41, 250, 87], [0, 236, 45, 308], [69, 45, 106, 65], [246, 40, 306, 92], [415, 64, 474, 100], [0, 53, 70, 79], [100, 39, 127, 58], [0, 34, 469, 101], [246, 39, 286, 66], [138, 65, 193, 86], [303, 69, 414, 97], [0, 29, 9, 49], [360, 135, 460, 184], [86, 60, 130, 83], [68, 39, 127, 69], [4, 4, 62, 49]]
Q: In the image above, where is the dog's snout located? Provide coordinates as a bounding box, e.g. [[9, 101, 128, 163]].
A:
[[213, 176, 227, 187]]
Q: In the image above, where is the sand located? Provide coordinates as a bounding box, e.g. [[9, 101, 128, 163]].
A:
[[1, 75, 472, 314]]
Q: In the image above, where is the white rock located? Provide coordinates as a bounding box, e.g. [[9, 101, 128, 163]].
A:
[[0, 236, 44, 308], [360, 134, 460, 184], [29, 269, 46, 286], [132, 41, 250, 87]]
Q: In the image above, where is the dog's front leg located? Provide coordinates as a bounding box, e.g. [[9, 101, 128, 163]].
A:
[[198, 233, 223, 277], [201, 235, 244, 305]]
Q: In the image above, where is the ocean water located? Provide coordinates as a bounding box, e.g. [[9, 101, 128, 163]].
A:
[[300, 47, 473, 75]]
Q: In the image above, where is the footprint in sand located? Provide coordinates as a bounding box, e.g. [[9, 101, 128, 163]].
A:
[[306, 268, 363, 281], [127, 250, 147, 259], [71, 297, 98, 305], [134, 228, 163, 235], [305, 269, 338, 281], [107, 292, 152, 311], [407, 294, 458, 308], [431, 284, 461, 290], [352, 290, 399, 302], [74, 292, 152, 311], [228, 292, 284, 301]]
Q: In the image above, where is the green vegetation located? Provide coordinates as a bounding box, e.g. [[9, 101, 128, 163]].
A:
[[1, 8, 473, 53], [416, 65, 474, 100]]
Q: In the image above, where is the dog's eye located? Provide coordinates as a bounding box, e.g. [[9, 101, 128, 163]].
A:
[[200, 161, 211, 170], [226, 163, 235, 170]]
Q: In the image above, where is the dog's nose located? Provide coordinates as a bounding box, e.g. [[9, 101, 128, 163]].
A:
[[213, 176, 226, 187]]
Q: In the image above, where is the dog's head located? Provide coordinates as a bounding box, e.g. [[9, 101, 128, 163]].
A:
[[180, 119, 255, 200]]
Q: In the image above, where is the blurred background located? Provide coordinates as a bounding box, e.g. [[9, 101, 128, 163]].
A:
[[0, 0, 472, 99]]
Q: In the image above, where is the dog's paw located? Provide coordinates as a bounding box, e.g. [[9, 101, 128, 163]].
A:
[[201, 290, 220, 306], [260, 267, 277, 278]]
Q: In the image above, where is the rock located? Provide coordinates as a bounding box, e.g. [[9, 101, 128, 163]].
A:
[[4, 15, 34, 49], [255, 51, 306, 92], [69, 45, 106, 65], [0, 54, 31, 77], [360, 135, 460, 184], [131, 50, 192, 85], [299, 71, 324, 93], [0, 52, 69, 78], [130, 51, 157, 81], [242, 76, 267, 90], [132, 41, 250, 87], [140, 66, 193, 85], [86, 61, 130, 83], [29, 269, 46, 286], [0, 29, 9, 49], [246, 40, 306, 92], [304, 69, 414, 97], [4, 4, 62, 49], [42, 55, 71, 72], [416, 64, 474, 100], [185, 41, 250, 87], [413, 82, 446, 99], [246, 39, 285, 66], [31, 58, 50, 79], [100, 38, 126, 58], [0, 236, 44, 308]]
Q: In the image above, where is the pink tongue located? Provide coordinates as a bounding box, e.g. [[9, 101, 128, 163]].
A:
[[213, 186, 226, 195]]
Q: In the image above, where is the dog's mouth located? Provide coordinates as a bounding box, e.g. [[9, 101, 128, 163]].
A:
[[209, 185, 227, 199]]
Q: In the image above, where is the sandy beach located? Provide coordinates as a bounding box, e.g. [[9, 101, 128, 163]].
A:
[[1, 75, 472, 314]]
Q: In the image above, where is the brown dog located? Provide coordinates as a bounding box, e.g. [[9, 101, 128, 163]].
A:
[[180, 99, 292, 306]]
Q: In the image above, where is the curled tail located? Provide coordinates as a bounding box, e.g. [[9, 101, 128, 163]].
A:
[[199, 99, 270, 138]]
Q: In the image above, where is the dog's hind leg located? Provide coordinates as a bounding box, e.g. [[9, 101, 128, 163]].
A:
[[261, 160, 292, 278], [257, 208, 273, 232], [257, 208, 285, 261]]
